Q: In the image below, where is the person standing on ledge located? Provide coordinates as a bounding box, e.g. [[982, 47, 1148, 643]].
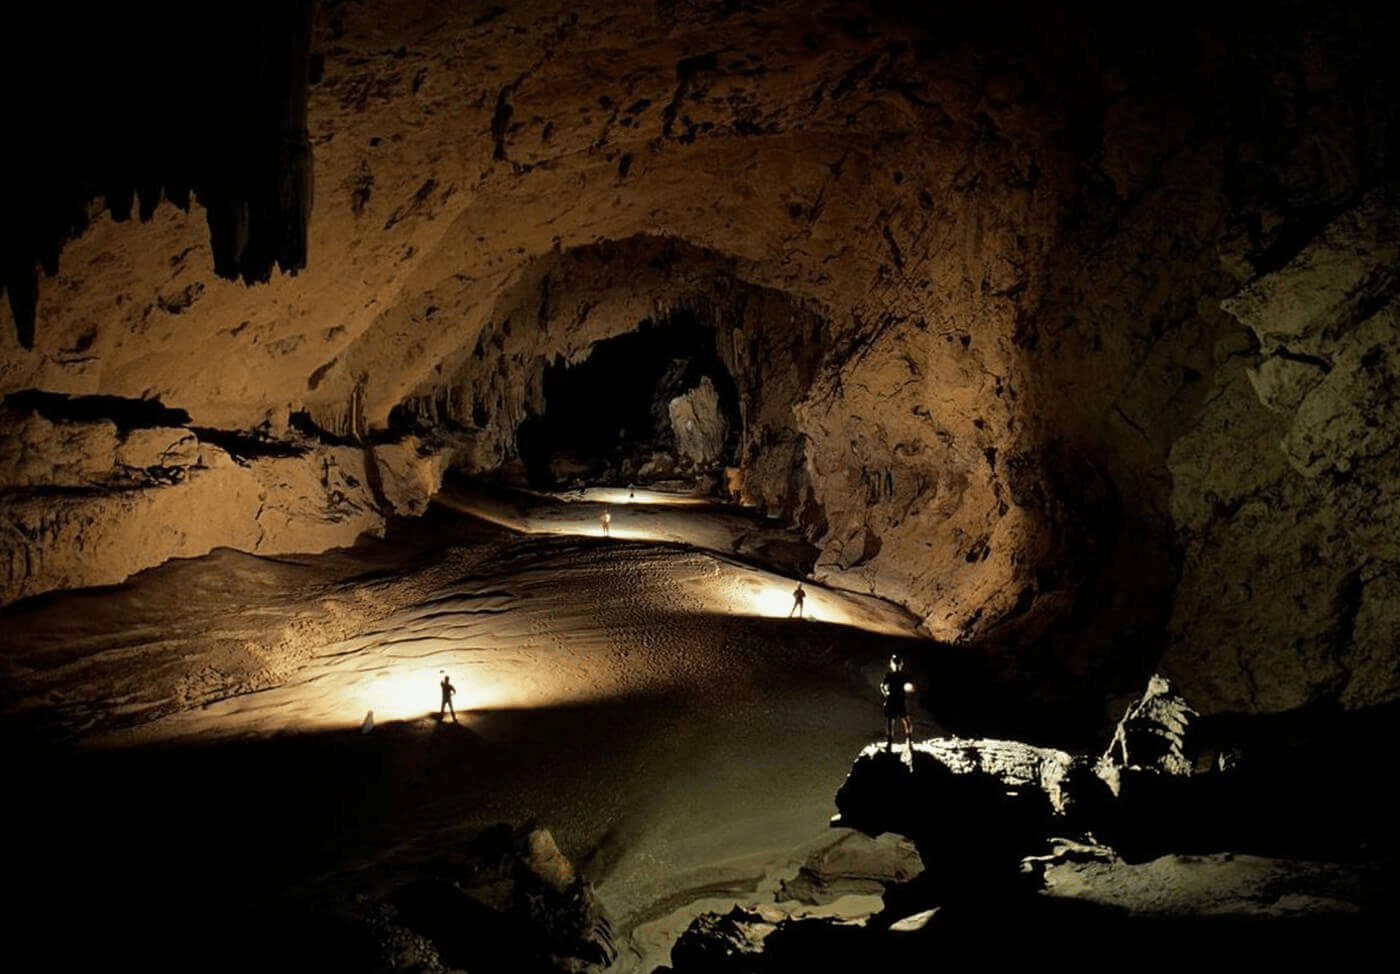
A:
[[789, 581, 806, 618], [601, 506, 612, 537], [880, 654, 914, 751], [440, 673, 457, 722]]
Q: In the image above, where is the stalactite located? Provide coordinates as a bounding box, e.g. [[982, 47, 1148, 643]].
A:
[[0, 1, 315, 348]]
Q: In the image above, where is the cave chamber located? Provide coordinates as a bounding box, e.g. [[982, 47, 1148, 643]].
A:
[[2, 1, 1398, 970]]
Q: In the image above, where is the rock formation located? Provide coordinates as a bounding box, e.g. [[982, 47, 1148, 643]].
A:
[[0, 392, 444, 602], [668, 675, 1394, 970], [833, 674, 1391, 875], [2, 2, 315, 348], [378, 822, 617, 974], [1100, 672, 1200, 780]]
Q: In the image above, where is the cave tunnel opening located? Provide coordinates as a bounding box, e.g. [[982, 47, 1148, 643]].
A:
[[516, 310, 743, 490]]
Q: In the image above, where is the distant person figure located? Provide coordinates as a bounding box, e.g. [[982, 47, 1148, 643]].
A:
[[601, 507, 612, 537], [789, 582, 806, 618], [440, 674, 457, 722], [880, 654, 914, 751]]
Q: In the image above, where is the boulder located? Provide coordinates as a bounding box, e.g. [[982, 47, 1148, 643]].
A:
[[668, 377, 727, 467], [386, 822, 616, 974]]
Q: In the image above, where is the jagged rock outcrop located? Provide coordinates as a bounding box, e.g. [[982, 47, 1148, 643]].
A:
[[831, 738, 1074, 904], [669, 676, 1393, 971], [669, 377, 727, 467], [831, 678, 1391, 891], [1161, 187, 1400, 714], [2, 2, 315, 348], [1101, 673, 1200, 780]]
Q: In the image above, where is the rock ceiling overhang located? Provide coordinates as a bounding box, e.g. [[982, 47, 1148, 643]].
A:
[[2, 0, 1065, 432]]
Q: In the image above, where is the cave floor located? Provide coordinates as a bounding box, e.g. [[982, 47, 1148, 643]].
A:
[[1, 489, 929, 970], [2, 490, 1391, 971]]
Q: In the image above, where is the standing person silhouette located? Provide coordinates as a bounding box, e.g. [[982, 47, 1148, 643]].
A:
[[880, 655, 913, 750], [601, 507, 612, 537], [440, 673, 457, 722], [789, 582, 806, 618]]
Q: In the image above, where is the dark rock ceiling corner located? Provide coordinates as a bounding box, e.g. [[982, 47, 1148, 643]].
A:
[[2, 0, 1399, 725]]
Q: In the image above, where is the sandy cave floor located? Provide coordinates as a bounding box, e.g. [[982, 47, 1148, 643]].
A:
[[2, 486, 1391, 970], [2, 487, 930, 970]]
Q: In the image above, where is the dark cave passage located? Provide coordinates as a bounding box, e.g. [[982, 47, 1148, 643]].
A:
[[516, 311, 743, 490]]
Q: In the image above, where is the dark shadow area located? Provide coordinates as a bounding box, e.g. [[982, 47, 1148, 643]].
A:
[[2, 692, 684, 972], [3, 389, 192, 430], [188, 425, 308, 459], [1076, 698, 1400, 863], [516, 310, 742, 488], [669, 894, 1394, 972], [902, 666, 1400, 861], [912, 635, 1118, 749]]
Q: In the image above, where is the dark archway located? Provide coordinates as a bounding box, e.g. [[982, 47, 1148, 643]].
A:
[[516, 310, 742, 489]]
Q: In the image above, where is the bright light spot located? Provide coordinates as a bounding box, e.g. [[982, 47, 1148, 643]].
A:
[[339, 663, 469, 723], [727, 574, 808, 619], [563, 487, 715, 507]]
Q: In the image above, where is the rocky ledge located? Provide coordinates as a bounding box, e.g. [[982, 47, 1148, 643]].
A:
[[0, 392, 448, 603], [664, 676, 1397, 971]]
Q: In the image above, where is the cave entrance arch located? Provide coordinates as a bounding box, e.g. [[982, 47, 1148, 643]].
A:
[[517, 311, 742, 490]]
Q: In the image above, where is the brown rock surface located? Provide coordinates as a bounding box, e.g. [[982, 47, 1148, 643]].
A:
[[2, 0, 1399, 725]]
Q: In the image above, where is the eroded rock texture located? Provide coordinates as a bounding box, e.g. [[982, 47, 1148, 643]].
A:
[[1101, 673, 1200, 779], [2, 1, 1398, 727], [0, 393, 443, 602], [2, 2, 315, 347]]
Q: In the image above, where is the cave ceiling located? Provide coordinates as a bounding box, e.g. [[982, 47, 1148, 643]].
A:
[[4, 0, 1075, 432]]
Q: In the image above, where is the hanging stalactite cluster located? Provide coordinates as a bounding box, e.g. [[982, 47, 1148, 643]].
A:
[[0, 0, 315, 349]]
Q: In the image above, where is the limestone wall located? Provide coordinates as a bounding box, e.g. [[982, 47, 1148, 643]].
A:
[[0, 414, 444, 603]]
